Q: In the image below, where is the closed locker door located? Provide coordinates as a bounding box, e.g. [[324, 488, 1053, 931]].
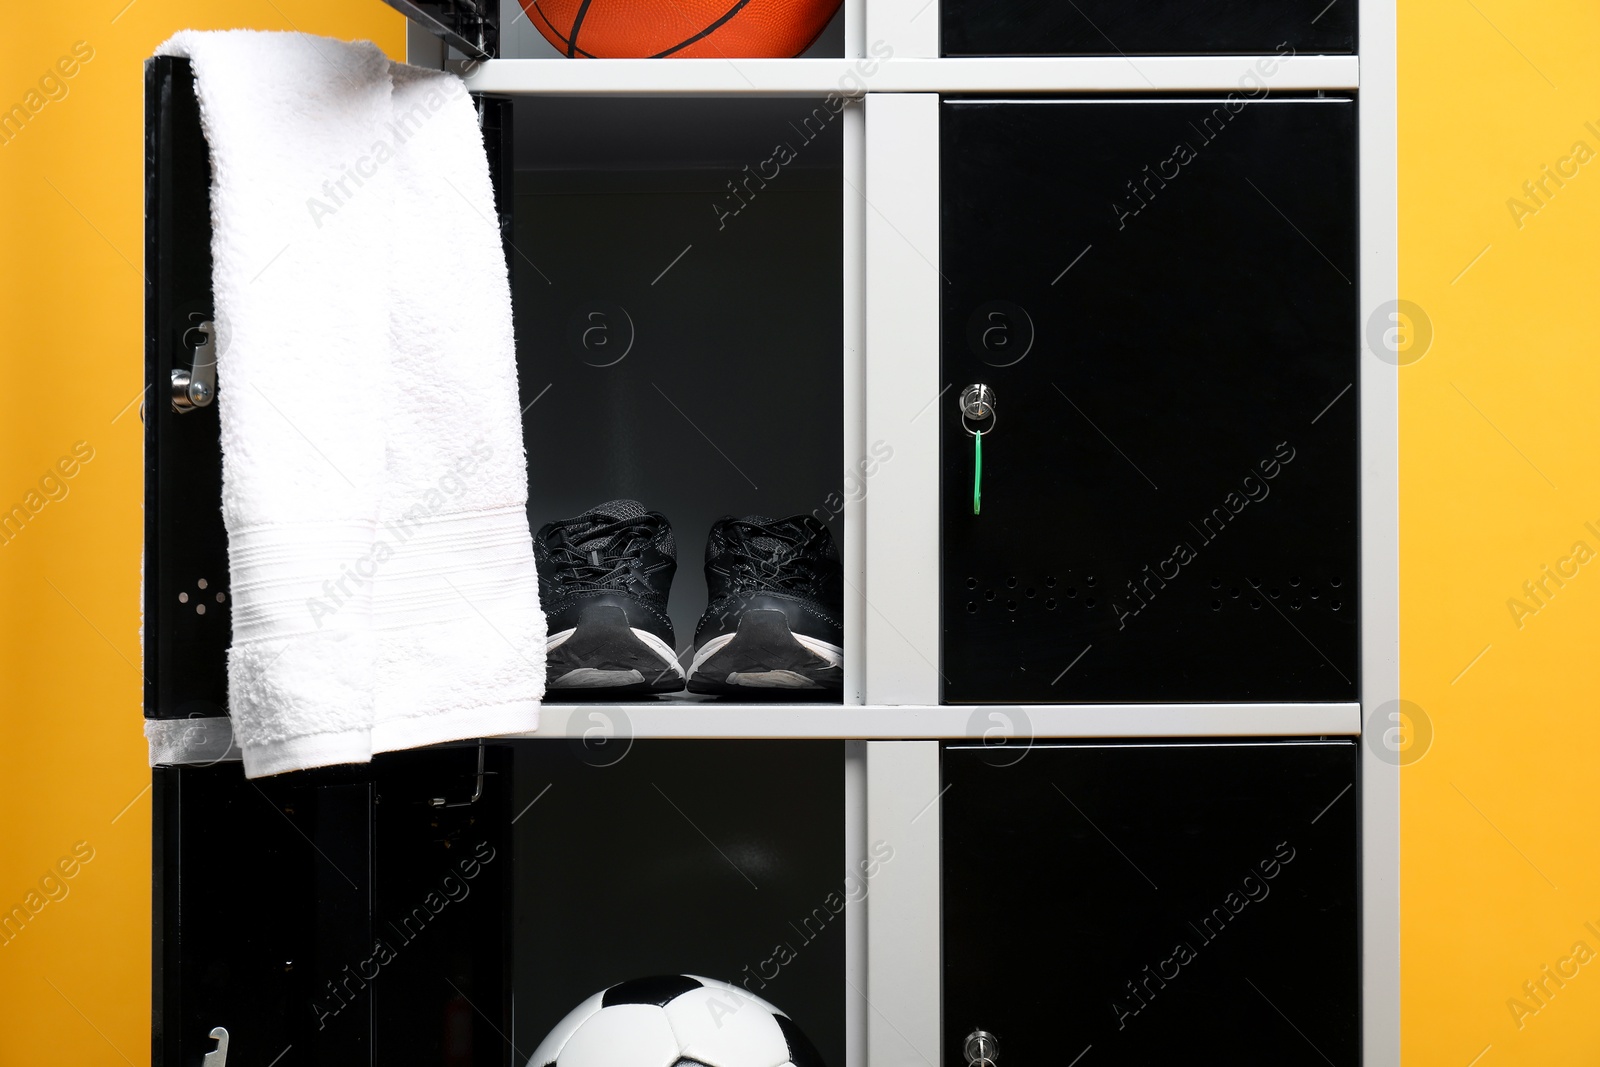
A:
[[940, 98, 1359, 705], [939, 3, 1355, 57], [941, 739, 1361, 1064]]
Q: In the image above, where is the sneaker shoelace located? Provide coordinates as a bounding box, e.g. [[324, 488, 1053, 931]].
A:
[[718, 518, 831, 596], [547, 515, 664, 593]]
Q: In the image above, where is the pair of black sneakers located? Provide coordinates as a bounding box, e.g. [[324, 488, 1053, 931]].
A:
[[533, 500, 844, 698]]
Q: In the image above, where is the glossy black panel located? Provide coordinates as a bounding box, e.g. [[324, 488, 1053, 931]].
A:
[[372, 745, 516, 1067], [513, 739, 845, 1067], [942, 0, 1354, 56], [153, 746, 514, 1067], [941, 99, 1359, 703], [144, 57, 230, 721], [942, 740, 1360, 1065], [153, 763, 373, 1067]]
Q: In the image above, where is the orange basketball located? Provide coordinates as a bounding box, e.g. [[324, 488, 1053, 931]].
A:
[[519, 0, 842, 58]]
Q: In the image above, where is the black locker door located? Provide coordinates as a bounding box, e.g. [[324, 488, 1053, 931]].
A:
[[145, 59, 517, 1067], [941, 1, 1355, 57], [941, 739, 1360, 1065], [153, 746, 515, 1067], [145, 56, 230, 722], [940, 98, 1359, 704]]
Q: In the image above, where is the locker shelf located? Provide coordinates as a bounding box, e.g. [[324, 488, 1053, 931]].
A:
[[149, 703, 1359, 766], [529, 701, 1360, 738], [459, 54, 1360, 96]]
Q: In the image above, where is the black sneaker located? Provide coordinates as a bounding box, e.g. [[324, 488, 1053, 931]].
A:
[[687, 515, 844, 697], [534, 500, 685, 695]]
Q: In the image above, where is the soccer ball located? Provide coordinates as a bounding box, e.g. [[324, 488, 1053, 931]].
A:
[[528, 974, 825, 1067]]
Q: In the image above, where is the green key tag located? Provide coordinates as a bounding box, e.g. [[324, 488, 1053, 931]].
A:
[[973, 429, 984, 515], [958, 384, 997, 517]]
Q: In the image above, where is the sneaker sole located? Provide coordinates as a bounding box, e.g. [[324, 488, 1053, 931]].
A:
[[546, 604, 685, 695], [687, 609, 843, 696]]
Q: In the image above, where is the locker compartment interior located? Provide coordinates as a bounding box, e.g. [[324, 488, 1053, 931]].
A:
[[144, 72, 849, 710], [157, 740, 847, 1067], [512, 739, 846, 1066], [508, 95, 845, 697], [496, 1, 849, 59]]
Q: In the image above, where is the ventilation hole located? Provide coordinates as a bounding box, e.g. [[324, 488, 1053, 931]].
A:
[[966, 602, 978, 614], [1211, 577, 1222, 589], [1290, 575, 1301, 587], [1045, 576, 1057, 588], [1025, 587, 1036, 598], [966, 577, 978, 590], [196, 603, 206, 615], [1086, 575, 1097, 587], [1332, 600, 1343, 611], [178, 592, 188, 604], [1211, 599, 1222, 611], [1006, 576, 1018, 589], [197, 578, 208, 590], [1066, 587, 1078, 599], [1290, 598, 1302, 610], [1006, 599, 1017, 611], [1330, 577, 1343, 588], [1085, 597, 1097, 607], [1269, 588, 1281, 599], [1310, 587, 1321, 600], [1250, 598, 1262, 610], [216, 592, 226, 603], [1045, 598, 1058, 610], [1230, 587, 1240, 598], [985, 589, 996, 602]]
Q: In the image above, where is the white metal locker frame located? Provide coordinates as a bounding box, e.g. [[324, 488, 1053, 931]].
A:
[[418, 0, 1401, 1060]]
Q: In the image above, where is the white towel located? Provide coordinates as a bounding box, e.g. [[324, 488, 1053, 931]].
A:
[[154, 30, 543, 777]]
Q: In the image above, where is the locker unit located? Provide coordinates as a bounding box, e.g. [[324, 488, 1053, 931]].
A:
[[143, 1, 1396, 1064]]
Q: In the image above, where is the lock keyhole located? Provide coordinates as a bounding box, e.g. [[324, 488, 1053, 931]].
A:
[[959, 384, 997, 432]]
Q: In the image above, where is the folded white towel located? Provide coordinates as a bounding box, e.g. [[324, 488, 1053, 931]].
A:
[[155, 30, 543, 777]]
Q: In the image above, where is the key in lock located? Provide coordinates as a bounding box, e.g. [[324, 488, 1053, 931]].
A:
[[959, 385, 996, 515], [959, 384, 997, 427], [963, 1030, 999, 1066]]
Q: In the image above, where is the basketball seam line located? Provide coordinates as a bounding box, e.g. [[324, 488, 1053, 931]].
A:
[[650, 0, 756, 58], [566, 0, 599, 58], [533, 1, 596, 56]]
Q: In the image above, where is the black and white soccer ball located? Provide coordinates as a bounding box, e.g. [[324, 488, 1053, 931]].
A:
[[528, 974, 825, 1067]]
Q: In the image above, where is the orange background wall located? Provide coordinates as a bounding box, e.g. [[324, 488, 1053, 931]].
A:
[[4, 0, 1600, 1063], [1398, 1, 1600, 1064], [0, 5, 402, 1064]]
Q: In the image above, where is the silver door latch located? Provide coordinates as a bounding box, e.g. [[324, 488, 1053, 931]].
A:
[[172, 319, 217, 412], [201, 1026, 229, 1066]]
